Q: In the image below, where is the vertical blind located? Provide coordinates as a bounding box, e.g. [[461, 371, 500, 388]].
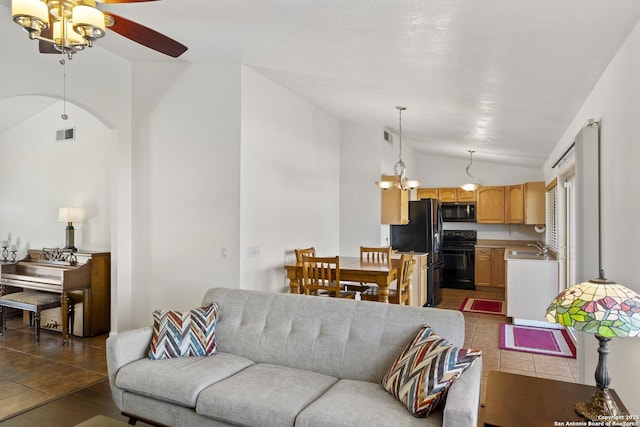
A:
[[545, 182, 558, 253]]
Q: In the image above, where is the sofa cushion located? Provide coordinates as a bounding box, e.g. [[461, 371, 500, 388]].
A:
[[148, 303, 219, 360], [115, 351, 253, 407], [382, 325, 481, 417], [296, 379, 443, 427], [196, 363, 337, 427]]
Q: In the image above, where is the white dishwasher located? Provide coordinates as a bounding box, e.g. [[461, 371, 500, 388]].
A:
[[506, 258, 560, 328]]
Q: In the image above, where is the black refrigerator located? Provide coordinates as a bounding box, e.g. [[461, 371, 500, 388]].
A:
[[390, 199, 443, 307]]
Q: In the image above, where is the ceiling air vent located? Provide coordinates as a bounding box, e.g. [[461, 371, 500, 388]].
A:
[[384, 130, 393, 145], [56, 127, 75, 142]]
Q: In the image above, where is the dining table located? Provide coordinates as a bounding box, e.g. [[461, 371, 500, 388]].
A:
[[283, 256, 399, 303]]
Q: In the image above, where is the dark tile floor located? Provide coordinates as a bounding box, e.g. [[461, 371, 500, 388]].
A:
[[0, 314, 108, 422]]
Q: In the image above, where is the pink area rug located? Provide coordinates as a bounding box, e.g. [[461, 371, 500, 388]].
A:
[[458, 297, 505, 315], [500, 323, 576, 358]]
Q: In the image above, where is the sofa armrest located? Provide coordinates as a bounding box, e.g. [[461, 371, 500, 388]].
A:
[[106, 326, 153, 409], [442, 356, 482, 427]]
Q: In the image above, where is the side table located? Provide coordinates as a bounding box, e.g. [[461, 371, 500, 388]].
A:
[[483, 371, 633, 427]]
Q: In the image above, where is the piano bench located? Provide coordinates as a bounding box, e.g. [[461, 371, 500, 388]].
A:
[[0, 291, 71, 344]]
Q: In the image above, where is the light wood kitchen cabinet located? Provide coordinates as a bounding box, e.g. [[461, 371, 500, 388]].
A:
[[505, 182, 545, 225], [477, 186, 505, 223], [380, 175, 409, 224], [475, 247, 493, 286], [475, 246, 505, 287], [457, 188, 477, 201], [523, 181, 545, 225], [493, 248, 506, 287], [419, 187, 476, 202], [505, 184, 525, 223], [438, 187, 458, 202], [417, 188, 439, 200]]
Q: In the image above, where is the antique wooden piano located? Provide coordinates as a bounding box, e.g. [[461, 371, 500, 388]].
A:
[[0, 248, 92, 343]]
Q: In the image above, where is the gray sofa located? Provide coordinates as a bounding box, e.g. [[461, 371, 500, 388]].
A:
[[106, 288, 482, 427]]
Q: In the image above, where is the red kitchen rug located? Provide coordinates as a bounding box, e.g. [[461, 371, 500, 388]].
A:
[[500, 323, 576, 358], [458, 297, 505, 315]]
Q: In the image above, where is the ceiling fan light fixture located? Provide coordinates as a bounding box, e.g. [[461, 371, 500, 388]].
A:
[[11, 0, 188, 58], [12, 0, 50, 37], [72, 5, 106, 43], [53, 19, 85, 50]]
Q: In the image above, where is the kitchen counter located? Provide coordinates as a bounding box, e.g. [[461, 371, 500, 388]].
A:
[[476, 239, 532, 248], [504, 245, 556, 261], [476, 240, 556, 260]]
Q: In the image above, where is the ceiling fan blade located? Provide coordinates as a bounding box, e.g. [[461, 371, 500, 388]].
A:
[[104, 12, 188, 58]]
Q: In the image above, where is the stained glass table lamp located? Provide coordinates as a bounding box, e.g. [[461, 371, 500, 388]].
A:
[[546, 270, 640, 421]]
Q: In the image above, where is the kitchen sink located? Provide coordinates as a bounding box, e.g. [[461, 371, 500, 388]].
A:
[[510, 250, 543, 256]]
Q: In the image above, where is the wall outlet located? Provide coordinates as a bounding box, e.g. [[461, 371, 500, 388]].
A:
[[247, 246, 260, 257], [222, 247, 228, 258]]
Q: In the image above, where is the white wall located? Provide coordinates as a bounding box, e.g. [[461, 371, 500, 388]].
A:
[[0, 101, 111, 255], [340, 123, 386, 256], [130, 62, 242, 325], [240, 67, 341, 293], [544, 18, 640, 414]]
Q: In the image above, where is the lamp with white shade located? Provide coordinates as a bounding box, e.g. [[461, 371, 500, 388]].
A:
[[58, 206, 84, 251]]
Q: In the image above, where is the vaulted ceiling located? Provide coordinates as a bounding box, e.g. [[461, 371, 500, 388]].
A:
[[3, 0, 640, 167]]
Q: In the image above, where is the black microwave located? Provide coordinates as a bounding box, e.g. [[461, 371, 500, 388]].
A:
[[441, 202, 476, 222]]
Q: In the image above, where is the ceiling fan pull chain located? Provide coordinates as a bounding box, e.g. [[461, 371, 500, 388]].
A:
[[60, 56, 69, 120]]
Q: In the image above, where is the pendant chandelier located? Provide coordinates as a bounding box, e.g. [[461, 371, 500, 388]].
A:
[[460, 150, 482, 191], [12, 0, 107, 59], [376, 106, 421, 191]]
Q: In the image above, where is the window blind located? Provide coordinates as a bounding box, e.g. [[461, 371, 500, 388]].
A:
[[545, 184, 558, 253]]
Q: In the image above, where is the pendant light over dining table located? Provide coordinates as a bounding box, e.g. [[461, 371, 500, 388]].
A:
[[376, 106, 421, 191]]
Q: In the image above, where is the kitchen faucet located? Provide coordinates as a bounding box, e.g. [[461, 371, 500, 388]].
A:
[[527, 241, 548, 256]]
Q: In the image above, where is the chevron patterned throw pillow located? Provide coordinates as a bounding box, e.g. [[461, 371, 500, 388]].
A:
[[148, 303, 219, 360], [381, 325, 481, 417]]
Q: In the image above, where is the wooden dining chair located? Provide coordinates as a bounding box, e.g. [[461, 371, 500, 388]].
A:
[[361, 251, 414, 304], [302, 256, 356, 299], [360, 246, 392, 267], [346, 246, 393, 293], [295, 247, 316, 262]]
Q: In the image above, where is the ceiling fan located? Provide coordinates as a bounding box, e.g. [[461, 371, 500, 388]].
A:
[[12, 0, 188, 59]]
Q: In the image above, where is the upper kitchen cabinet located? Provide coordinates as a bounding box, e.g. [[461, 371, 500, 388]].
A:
[[477, 186, 505, 223], [523, 181, 545, 225], [380, 175, 409, 225], [419, 187, 475, 202], [457, 188, 477, 201], [417, 188, 439, 200], [506, 182, 545, 225], [505, 184, 525, 223], [438, 187, 458, 202]]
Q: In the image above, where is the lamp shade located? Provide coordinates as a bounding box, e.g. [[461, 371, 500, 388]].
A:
[[58, 207, 84, 223], [546, 271, 640, 338], [12, 0, 49, 24]]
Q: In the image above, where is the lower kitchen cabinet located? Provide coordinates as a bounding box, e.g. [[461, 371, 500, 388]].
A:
[[475, 246, 505, 287]]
